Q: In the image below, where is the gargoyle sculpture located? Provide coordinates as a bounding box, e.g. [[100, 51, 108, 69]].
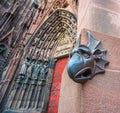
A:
[[67, 31, 109, 84]]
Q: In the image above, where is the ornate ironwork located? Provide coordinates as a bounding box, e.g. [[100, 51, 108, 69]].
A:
[[67, 31, 109, 84]]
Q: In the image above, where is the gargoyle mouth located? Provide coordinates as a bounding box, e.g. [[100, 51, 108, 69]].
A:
[[74, 67, 92, 79]]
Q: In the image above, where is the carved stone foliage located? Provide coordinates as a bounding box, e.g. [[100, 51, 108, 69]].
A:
[[5, 9, 77, 113]]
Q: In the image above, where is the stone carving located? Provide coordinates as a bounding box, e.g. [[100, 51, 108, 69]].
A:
[[54, 34, 73, 59], [32, 61, 43, 79], [4, 9, 77, 112], [67, 31, 109, 84], [19, 58, 30, 78], [27, 59, 35, 78], [40, 61, 49, 80]]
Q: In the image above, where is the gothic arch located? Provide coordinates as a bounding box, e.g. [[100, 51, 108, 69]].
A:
[[6, 9, 77, 113], [25, 8, 77, 61]]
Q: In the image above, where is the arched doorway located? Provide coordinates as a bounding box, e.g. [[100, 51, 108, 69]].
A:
[[5, 9, 77, 113]]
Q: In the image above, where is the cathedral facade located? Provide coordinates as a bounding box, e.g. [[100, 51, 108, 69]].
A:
[[0, 0, 120, 113]]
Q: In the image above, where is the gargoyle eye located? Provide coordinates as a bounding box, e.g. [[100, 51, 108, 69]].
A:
[[83, 53, 90, 58], [81, 51, 90, 58]]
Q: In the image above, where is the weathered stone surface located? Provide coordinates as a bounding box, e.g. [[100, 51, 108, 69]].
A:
[[93, 0, 120, 14], [81, 30, 120, 113], [58, 29, 120, 113], [83, 70, 120, 113], [77, 0, 120, 38], [48, 58, 68, 113], [58, 67, 81, 113]]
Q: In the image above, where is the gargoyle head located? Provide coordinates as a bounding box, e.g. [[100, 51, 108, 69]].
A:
[[67, 31, 109, 84]]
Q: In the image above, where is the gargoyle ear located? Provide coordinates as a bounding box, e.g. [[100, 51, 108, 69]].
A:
[[92, 49, 103, 60]]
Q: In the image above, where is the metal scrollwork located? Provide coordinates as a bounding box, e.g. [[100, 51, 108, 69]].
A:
[[67, 31, 109, 84]]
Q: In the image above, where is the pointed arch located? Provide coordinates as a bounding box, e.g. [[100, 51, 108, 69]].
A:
[[25, 8, 77, 61], [6, 9, 77, 112]]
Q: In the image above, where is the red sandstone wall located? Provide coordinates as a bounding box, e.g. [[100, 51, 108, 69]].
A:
[[81, 29, 120, 113], [77, 0, 120, 38], [58, 1, 120, 113], [48, 58, 68, 113]]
